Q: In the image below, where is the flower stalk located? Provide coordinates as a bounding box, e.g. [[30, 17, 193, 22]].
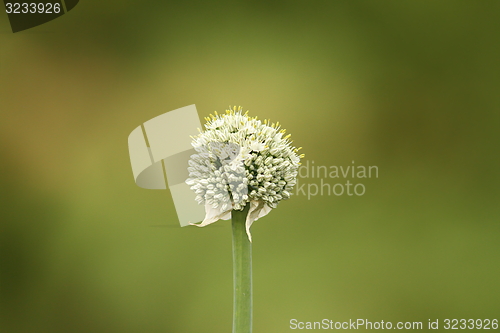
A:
[[186, 106, 303, 332], [232, 204, 252, 333]]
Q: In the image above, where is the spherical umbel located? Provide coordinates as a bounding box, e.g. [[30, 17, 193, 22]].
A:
[[186, 106, 303, 241]]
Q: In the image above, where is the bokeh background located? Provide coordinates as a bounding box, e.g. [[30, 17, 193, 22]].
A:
[[1, 1, 499, 332]]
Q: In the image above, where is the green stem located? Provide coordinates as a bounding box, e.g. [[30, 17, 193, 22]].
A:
[[232, 204, 252, 333]]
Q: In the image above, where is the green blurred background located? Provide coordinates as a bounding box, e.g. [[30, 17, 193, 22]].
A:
[[1, 1, 499, 332]]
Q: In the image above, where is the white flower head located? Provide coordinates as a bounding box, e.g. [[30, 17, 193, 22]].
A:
[[186, 106, 304, 241]]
